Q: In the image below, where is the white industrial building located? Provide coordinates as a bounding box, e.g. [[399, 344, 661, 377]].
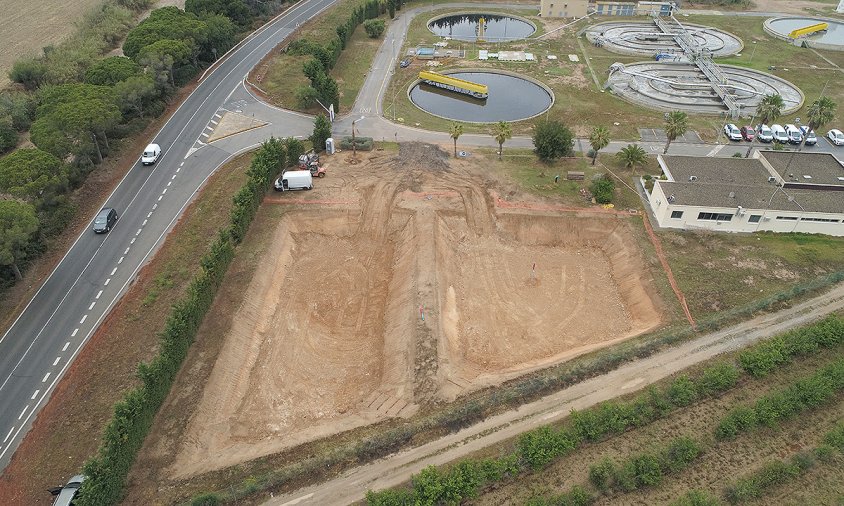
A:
[[647, 151, 844, 236]]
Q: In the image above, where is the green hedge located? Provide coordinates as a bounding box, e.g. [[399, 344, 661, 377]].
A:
[[738, 315, 844, 377], [715, 357, 844, 441], [339, 135, 374, 151], [587, 436, 702, 493], [724, 452, 815, 504], [77, 138, 285, 505]]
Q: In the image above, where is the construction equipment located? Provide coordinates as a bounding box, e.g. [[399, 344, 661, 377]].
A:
[[298, 151, 319, 168], [306, 161, 326, 178]]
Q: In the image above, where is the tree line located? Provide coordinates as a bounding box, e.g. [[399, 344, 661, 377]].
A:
[[0, 0, 293, 286]]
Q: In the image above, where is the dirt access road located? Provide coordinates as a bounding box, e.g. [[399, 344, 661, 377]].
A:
[[267, 281, 844, 505]]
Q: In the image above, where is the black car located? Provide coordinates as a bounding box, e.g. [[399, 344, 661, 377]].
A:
[[400, 58, 411, 68], [92, 208, 118, 234]]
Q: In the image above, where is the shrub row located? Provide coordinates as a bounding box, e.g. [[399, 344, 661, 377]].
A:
[[339, 135, 374, 151], [724, 421, 844, 504], [525, 485, 594, 506], [365, 455, 520, 506], [671, 490, 722, 506], [715, 358, 844, 440], [738, 315, 844, 377], [77, 138, 290, 505], [519, 363, 736, 470], [588, 436, 702, 493], [724, 452, 815, 504]]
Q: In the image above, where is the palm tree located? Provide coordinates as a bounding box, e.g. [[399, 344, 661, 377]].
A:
[[663, 110, 688, 154], [491, 121, 512, 159], [589, 126, 610, 165], [803, 96, 836, 149], [449, 122, 463, 157], [616, 144, 647, 172], [747, 93, 784, 158]]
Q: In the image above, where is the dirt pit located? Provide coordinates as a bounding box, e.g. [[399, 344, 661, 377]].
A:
[[171, 144, 662, 477]]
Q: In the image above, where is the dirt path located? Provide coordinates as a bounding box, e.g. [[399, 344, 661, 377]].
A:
[[266, 281, 844, 505]]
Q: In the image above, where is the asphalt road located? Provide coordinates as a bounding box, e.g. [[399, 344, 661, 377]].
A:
[[0, 0, 336, 472]]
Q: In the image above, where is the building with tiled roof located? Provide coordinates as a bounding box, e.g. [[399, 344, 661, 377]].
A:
[[646, 151, 844, 236]]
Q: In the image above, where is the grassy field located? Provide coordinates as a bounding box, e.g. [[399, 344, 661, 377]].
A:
[[384, 11, 844, 141], [0, 0, 105, 87]]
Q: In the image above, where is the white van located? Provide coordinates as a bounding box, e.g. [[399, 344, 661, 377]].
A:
[[755, 124, 774, 143], [784, 124, 802, 144], [274, 170, 313, 191], [141, 143, 161, 165], [770, 124, 789, 144]]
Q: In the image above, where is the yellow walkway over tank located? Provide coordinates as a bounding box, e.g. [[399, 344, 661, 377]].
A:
[[788, 22, 828, 39], [418, 71, 489, 97]]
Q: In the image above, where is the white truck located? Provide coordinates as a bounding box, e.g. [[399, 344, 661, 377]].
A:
[[274, 170, 313, 191]]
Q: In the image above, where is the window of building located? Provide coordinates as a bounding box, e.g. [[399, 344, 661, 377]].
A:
[[671, 210, 683, 219], [801, 217, 840, 223], [698, 212, 732, 221], [748, 215, 762, 223], [776, 216, 798, 221]]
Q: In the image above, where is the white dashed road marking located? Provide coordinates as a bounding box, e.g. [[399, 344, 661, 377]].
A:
[[53, 357, 61, 366], [41, 373, 50, 383], [62, 342, 70, 352], [111, 268, 117, 276], [118, 257, 124, 264], [79, 315, 87, 324], [71, 329, 78, 337], [31, 390, 39, 399], [88, 302, 95, 311], [104, 278, 110, 286], [4, 428, 14, 443], [18, 407, 27, 420]]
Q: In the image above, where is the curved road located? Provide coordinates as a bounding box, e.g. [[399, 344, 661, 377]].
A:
[[0, 0, 335, 471]]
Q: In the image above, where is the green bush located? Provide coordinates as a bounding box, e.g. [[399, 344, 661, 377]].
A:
[[191, 492, 221, 505], [363, 19, 386, 38], [661, 436, 701, 473], [823, 421, 844, 451], [667, 375, 698, 407], [631, 453, 662, 487], [526, 485, 594, 506], [671, 489, 722, 506], [589, 175, 615, 205], [724, 458, 804, 504], [339, 135, 374, 151], [588, 457, 615, 491], [698, 362, 739, 396], [518, 426, 575, 470]]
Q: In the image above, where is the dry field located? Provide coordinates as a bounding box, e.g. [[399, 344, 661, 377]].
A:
[[0, 0, 103, 87], [126, 143, 663, 490]]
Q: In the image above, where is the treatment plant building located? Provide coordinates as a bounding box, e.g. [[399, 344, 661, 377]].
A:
[[646, 151, 844, 236]]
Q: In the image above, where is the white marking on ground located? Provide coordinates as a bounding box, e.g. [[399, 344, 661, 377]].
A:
[[79, 315, 87, 324], [3, 428, 13, 443], [707, 144, 725, 157], [53, 357, 61, 366], [32, 389, 40, 399], [111, 268, 117, 276], [71, 329, 78, 338], [41, 373, 50, 383], [124, 248, 130, 255], [104, 278, 110, 286], [62, 342, 70, 352], [88, 302, 95, 311], [118, 257, 124, 264], [143, 219, 148, 226], [18, 407, 27, 420]]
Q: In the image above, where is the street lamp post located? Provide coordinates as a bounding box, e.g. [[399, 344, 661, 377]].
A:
[[748, 40, 757, 64], [352, 116, 365, 160]]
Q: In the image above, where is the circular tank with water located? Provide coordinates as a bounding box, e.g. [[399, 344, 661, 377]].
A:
[[409, 71, 553, 123], [764, 17, 844, 50], [428, 13, 535, 42]]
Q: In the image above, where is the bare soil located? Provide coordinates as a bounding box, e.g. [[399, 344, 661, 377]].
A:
[[136, 143, 662, 483]]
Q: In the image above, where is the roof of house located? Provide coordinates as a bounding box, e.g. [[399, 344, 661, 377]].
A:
[[760, 151, 844, 188], [658, 153, 844, 215]]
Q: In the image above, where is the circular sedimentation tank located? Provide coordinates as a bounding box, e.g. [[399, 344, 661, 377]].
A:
[[605, 63, 804, 116], [585, 21, 743, 57], [427, 12, 535, 42], [409, 70, 553, 123], [764, 17, 844, 51]]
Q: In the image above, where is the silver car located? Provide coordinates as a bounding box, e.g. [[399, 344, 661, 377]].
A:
[[51, 475, 84, 506]]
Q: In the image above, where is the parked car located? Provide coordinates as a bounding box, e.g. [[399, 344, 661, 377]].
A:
[[755, 124, 774, 143], [50, 474, 85, 506], [784, 124, 803, 144], [740, 125, 755, 141], [771, 124, 789, 144], [141, 143, 161, 165], [799, 126, 817, 146], [724, 123, 742, 141], [827, 129, 844, 146], [92, 207, 118, 234], [400, 58, 411, 68]]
